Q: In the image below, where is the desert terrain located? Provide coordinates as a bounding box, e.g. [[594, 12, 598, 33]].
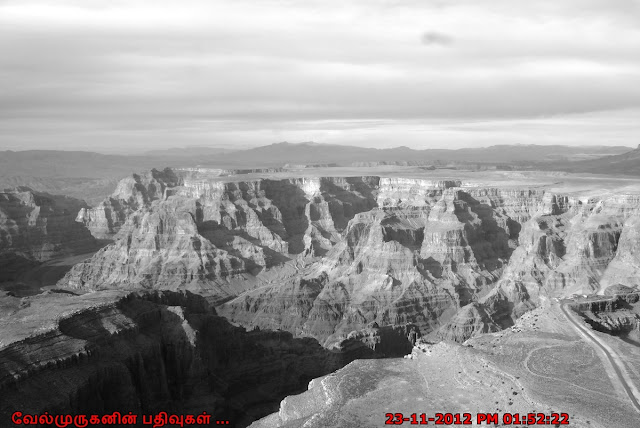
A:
[[252, 298, 640, 428], [3, 0, 640, 425], [2, 152, 640, 427]]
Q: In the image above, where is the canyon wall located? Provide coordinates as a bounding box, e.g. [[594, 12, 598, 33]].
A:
[[0, 187, 97, 281], [60, 174, 379, 297], [568, 291, 640, 337], [75, 168, 181, 240], [58, 169, 640, 344], [0, 290, 399, 427]]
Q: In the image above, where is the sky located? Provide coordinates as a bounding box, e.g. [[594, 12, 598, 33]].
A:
[[1, 0, 639, 153]]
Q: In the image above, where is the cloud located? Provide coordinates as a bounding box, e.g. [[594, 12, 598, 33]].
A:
[[0, 0, 639, 151], [421, 31, 453, 46]]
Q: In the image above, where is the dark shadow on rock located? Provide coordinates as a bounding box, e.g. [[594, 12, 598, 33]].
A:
[[455, 192, 515, 267], [1, 291, 412, 428], [197, 219, 290, 271], [382, 225, 424, 250], [319, 177, 378, 231], [262, 180, 311, 254]]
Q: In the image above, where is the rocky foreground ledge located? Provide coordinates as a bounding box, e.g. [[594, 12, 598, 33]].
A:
[[0, 289, 423, 427], [251, 298, 640, 428]]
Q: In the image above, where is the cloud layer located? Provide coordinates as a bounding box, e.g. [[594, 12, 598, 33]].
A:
[[1, 0, 639, 151]]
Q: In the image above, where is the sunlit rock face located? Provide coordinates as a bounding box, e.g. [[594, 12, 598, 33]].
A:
[[478, 193, 640, 331], [59, 173, 379, 298], [436, 302, 501, 342], [76, 168, 180, 239], [601, 216, 640, 288], [63, 199, 252, 294], [59, 168, 640, 344], [222, 186, 548, 346], [0, 187, 97, 280]]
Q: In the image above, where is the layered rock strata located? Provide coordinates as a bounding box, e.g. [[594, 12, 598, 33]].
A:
[[437, 194, 640, 342], [76, 168, 180, 239], [61, 174, 379, 296], [0, 290, 396, 427], [569, 292, 640, 338], [0, 187, 97, 281], [60, 169, 640, 344], [226, 185, 540, 346]]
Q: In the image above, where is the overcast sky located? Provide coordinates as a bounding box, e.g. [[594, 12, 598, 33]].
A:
[[1, 0, 639, 152]]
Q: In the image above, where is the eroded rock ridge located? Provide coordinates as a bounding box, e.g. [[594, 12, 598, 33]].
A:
[[0, 290, 384, 427], [58, 169, 640, 344]]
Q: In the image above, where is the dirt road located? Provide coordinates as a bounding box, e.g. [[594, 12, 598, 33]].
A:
[[560, 303, 640, 413]]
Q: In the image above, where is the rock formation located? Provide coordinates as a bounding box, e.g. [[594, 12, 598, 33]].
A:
[[0, 290, 410, 427], [75, 168, 180, 239], [350, 161, 435, 167], [600, 214, 640, 289], [6, 167, 640, 427], [61, 174, 379, 297], [568, 292, 640, 338], [0, 187, 97, 281], [468, 193, 640, 334], [57, 169, 640, 344]]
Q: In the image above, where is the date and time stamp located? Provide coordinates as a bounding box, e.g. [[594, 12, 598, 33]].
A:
[[385, 412, 570, 425]]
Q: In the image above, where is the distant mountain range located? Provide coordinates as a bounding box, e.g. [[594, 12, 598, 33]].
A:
[[549, 144, 640, 175], [204, 142, 631, 166], [2, 143, 631, 176], [0, 143, 637, 203], [143, 146, 237, 156]]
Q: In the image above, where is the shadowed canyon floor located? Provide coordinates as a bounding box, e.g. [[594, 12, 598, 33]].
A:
[[2, 166, 640, 426]]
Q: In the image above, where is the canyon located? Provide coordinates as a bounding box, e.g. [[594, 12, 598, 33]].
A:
[[2, 165, 640, 427], [0, 187, 98, 287], [0, 289, 374, 426], [62, 168, 640, 345]]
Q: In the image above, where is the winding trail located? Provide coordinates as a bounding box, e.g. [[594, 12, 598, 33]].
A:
[[560, 303, 640, 413]]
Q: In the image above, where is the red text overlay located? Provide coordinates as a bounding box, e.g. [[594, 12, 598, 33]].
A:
[[10, 411, 226, 427]]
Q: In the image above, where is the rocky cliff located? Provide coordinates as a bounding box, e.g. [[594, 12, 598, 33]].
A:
[[0, 187, 97, 281], [451, 193, 640, 341], [568, 291, 640, 338], [59, 169, 640, 344], [250, 304, 640, 428], [61, 173, 379, 297], [223, 184, 559, 345], [0, 289, 395, 427], [75, 168, 180, 239]]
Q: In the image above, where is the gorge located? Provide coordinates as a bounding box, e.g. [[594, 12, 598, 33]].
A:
[[2, 166, 640, 427]]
